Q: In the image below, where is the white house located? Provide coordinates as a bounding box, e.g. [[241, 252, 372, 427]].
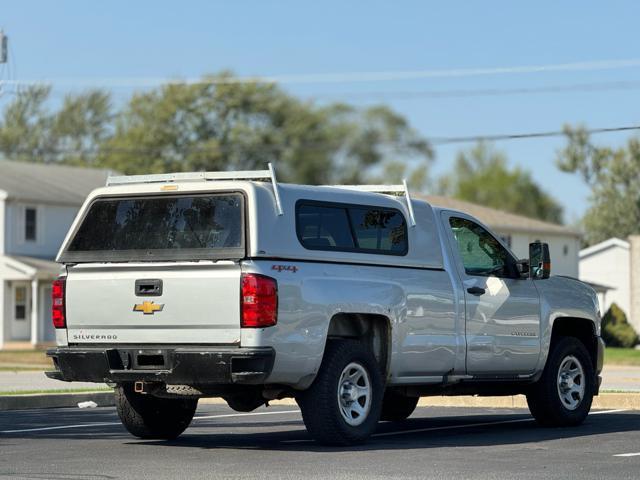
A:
[[579, 236, 640, 334], [422, 195, 581, 277], [0, 160, 109, 349], [579, 238, 630, 319]]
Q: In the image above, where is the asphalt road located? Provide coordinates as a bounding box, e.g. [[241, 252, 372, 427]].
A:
[[1, 404, 639, 480]]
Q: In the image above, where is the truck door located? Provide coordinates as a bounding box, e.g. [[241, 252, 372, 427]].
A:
[[441, 212, 541, 375]]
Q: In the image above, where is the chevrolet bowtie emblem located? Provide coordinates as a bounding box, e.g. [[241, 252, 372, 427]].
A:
[[133, 301, 164, 315]]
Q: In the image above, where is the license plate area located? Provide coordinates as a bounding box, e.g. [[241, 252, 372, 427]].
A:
[[134, 350, 167, 369]]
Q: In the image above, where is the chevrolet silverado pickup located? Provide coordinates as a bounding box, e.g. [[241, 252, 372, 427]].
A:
[[47, 166, 604, 445]]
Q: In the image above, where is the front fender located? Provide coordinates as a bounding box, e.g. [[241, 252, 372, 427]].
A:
[[534, 276, 601, 374]]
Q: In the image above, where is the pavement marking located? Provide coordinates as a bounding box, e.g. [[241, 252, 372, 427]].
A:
[[0, 422, 121, 434], [590, 409, 628, 415], [194, 410, 299, 421], [614, 452, 640, 457], [0, 409, 301, 434]]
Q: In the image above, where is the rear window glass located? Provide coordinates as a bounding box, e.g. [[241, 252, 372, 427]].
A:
[[297, 205, 355, 249], [296, 201, 407, 255], [62, 194, 244, 262], [349, 207, 407, 253]]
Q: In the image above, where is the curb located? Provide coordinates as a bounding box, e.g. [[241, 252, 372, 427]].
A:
[[2, 391, 639, 412], [0, 391, 115, 411]]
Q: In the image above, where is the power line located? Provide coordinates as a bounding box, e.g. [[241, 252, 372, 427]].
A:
[[3, 78, 640, 108], [429, 125, 640, 145], [3, 58, 640, 88], [310, 80, 640, 101], [2, 125, 639, 159]]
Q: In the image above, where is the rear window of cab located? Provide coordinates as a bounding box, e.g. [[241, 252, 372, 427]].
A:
[[295, 201, 408, 256], [61, 193, 245, 262]]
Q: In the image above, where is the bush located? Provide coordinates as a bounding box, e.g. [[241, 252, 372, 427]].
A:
[[601, 303, 639, 348]]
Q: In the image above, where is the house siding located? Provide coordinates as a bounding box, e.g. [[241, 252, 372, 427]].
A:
[[5, 201, 79, 259], [495, 229, 579, 278], [580, 244, 631, 320]]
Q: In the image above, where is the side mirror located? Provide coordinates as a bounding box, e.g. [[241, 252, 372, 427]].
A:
[[529, 242, 551, 279]]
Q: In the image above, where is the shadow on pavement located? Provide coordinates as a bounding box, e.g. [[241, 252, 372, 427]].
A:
[[5, 410, 638, 453]]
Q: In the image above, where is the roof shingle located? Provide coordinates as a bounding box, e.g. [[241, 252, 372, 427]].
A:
[[418, 194, 580, 237], [0, 160, 110, 205]]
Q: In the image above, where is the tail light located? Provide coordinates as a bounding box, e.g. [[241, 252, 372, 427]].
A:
[[241, 273, 277, 328], [52, 277, 66, 328]]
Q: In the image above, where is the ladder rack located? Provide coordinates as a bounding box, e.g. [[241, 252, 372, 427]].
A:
[[105, 165, 416, 224], [333, 179, 417, 227], [106, 163, 284, 216]]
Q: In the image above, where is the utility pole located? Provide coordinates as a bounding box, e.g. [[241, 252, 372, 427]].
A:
[[0, 30, 7, 63]]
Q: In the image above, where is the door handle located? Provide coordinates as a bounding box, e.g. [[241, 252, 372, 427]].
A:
[[135, 279, 163, 296], [466, 286, 486, 296]]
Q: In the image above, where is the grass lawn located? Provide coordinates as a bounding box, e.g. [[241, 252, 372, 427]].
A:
[[0, 349, 51, 368], [604, 347, 640, 366], [0, 387, 112, 396]]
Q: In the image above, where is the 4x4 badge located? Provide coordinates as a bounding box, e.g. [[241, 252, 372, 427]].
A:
[[133, 301, 164, 315]]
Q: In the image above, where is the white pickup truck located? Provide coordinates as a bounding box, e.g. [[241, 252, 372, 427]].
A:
[[47, 166, 604, 445]]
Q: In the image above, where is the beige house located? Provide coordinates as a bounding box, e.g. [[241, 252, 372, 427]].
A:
[[0, 160, 109, 349], [420, 195, 581, 278]]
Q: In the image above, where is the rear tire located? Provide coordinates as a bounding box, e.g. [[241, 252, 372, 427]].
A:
[[380, 390, 419, 421], [526, 336, 595, 427], [296, 339, 383, 445], [115, 384, 197, 439]]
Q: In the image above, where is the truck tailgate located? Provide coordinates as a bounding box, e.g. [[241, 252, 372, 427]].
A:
[[65, 262, 241, 344]]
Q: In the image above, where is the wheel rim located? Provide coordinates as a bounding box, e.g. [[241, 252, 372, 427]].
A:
[[337, 362, 372, 426], [556, 355, 585, 411]]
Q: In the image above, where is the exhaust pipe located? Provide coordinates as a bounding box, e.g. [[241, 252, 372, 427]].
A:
[[134, 381, 147, 394]]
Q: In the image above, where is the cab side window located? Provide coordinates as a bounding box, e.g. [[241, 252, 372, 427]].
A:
[[449, 217, 516, 278], [296, 201, 408, 255]]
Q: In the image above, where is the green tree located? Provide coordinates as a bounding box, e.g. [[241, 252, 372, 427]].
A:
[[0, 75, 432, 186], [556, 125, 640, 245], [0, 85, 112, 165], [438, 142, 564, 223], [99, 74, 432, 185]]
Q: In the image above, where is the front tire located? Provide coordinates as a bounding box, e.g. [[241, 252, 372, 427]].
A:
[[115, 384, 198, 439], [526, 336, 595, 427], [297, 339, 383, 445]]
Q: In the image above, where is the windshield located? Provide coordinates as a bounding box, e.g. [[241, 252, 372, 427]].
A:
[[61, 193, 245, 262]]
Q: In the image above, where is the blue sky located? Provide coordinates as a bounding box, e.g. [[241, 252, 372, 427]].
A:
[[2, 1, 640, 222]]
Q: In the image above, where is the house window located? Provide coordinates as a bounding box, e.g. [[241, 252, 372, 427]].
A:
[[25, 208, 37, 241], [14, 286, 27, 320]]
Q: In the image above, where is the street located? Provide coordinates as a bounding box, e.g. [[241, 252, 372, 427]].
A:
[[1, 403, 639, 479]]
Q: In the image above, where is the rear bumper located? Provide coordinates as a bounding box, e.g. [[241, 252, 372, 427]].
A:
[[46, 346, 275, 386]]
